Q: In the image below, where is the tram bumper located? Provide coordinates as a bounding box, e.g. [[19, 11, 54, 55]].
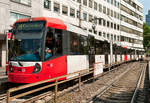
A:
[[8, 73, 48, 83]]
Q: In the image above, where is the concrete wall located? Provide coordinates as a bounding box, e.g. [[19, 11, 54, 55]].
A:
[[1, 43, 6, 68], [0, 0, 10, 33], [32, 0, 43, 17], [0, 0, 42, 67]]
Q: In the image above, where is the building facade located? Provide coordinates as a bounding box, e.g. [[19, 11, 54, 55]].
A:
[[146, 10, 150, 26], [0, 0, 144, 68], [120, 0, 143, 51]]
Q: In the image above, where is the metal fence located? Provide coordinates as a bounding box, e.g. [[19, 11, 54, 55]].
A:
[[6, 59, 135, 103]]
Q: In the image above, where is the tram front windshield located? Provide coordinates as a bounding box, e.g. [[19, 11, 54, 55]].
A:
[[10, 21, 45, 61]]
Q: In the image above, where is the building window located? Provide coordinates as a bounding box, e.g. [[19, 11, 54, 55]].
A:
[[89, 0, 93, 8], [111, 34, 113, 40], [117, 36, 120, 41], [89, 14, 93, 22], [114, 35, 116, 41], [103, 19, 106, 26], [94, 30, 97, 35], [111, 10, 113, 17], [94, 2, 97, 10], [114, 11, 117, 18], [107, 33, 110, 39], [70, 8, 75, 17], [94, 16, 97, 24], [114, 0, 117, 7], [117, 2, 120, 8], [107, 8, 110, 15], [99, 4, 102, 12], [111, 22, 113, 28], [54, 2, 60, 13], [77, 10, 80, 18], [107, 21, 110, 27], [111, 0, 113, 5], [83, 0, 87, 6], [89, 29, 92, 33], [77, 0, 81, 3], [44, 0, 51, 9], [10, 12, 30, 25], [99, 18, 102, 25], [62, 5, 68, 15], [117, 24, 120, 30], [11, 0, 31, 6], [114, 23, 116, 29], [103, 32, 106, 38], [117, 13, 120, 19], [83, 12, 87, 21], [103, 6, 106, 14], [99, 32, 102, 36]]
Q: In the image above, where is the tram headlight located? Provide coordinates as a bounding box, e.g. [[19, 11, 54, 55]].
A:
[[32, 63, 41, 73]]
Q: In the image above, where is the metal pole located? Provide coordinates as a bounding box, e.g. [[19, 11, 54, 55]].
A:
[[79, 73, 81, 91], [110, 41, 113, 64], [147, 61, 150, 87], [93, 64, 95, 82], [7, 90, 10, 103], [135, 49, 137, 60], [79, 4, 81, 27], [54, 79, 58, 103], [6, 31, 8, 63]]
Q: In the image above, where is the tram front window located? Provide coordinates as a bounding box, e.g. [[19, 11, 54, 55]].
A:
[[10, 21, 45, 61], [11, 39, 42, 61]]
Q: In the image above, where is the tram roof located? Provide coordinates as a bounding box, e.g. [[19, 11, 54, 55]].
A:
[[14, 17, 67, 30]]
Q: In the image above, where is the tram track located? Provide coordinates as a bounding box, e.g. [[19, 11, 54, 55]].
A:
[[1, 61, 147, 103], [89, 62, 148, 103], [0, 94, 6, 103], [43, 62, 141, 103]]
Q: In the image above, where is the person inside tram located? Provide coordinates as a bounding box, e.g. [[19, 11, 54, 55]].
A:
[[45, 32, 54, 60]]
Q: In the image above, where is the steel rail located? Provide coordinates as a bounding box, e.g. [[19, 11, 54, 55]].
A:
[[87, 63, 137, 103], [6, 60, 136, 103], [24, 64, 126, 103], [0, 94, 6, 102], [130, 63, 146, 103]]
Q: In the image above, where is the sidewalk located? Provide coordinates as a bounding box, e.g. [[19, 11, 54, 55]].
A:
[[0, 67, 7, 79]]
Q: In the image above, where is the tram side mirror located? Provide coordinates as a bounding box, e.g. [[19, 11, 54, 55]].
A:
[[8, 29, 15, 41]]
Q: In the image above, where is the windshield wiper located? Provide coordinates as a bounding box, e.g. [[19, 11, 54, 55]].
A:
[[9, 36, 23, 67]]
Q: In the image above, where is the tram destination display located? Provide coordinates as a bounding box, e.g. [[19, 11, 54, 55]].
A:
[[15, 21, 45, 32]]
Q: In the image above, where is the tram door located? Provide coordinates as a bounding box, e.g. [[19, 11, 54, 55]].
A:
[[88, 35, 95, 68]]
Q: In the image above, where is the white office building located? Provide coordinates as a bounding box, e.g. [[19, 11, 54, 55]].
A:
[[0, 0, 144, 68]]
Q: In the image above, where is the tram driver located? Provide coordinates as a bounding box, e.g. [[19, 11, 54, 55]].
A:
[[45, 32, 54, 60]]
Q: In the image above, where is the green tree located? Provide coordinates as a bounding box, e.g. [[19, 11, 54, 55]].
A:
[[143, 23, 150, 53]]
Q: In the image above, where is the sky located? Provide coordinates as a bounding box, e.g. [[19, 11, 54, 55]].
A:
[[139, 0, 150, 21]]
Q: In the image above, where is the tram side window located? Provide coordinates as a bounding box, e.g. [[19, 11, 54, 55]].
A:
[[54, 29, 62, 55], [79, 36, 88, 55], [88, 36, 95, 55], [45, 29, 62, 60], [45, 31, 54, 60], [95, 40, 102, 54], [70, 32, 79, 55]]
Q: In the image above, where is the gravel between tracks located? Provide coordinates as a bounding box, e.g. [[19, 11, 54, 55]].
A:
[[48, 62, 139, 103], [93, 62, 146, 103]]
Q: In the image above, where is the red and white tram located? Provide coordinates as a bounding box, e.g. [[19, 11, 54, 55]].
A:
[[7, 17, 144, 83]]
